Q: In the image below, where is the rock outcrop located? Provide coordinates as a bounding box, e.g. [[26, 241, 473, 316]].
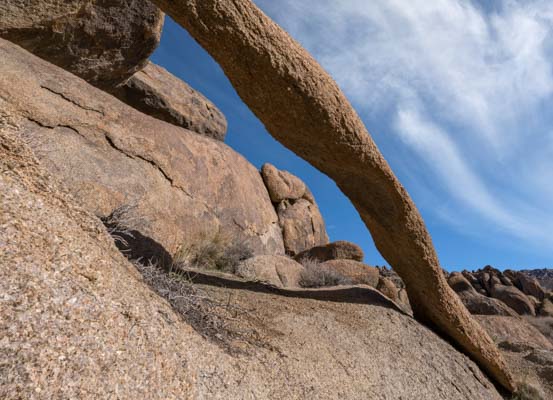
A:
[[1, 126, 504, 399], [319, 260, 380, 287], [277, 199, 328, 255], [377, 277, 399, 302], [0, 0, 164, 89], [235, 255, 304, 288], [152, 0, 515, 390], [261, 162, 307, 203], [513, 272, 546, 301], [112, 61, 227, 140], [295, 240, 364, 263], [448, 273, 518, 317], [0, 38, 284, 258], [491, 285, 536, 316], [261, 163, 329, 255]]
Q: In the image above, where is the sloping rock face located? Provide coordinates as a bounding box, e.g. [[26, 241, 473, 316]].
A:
[[261, 163, 329, 255], [153, 0, 515, 390], [0, 38, 284, 258], [295, 240, 364, 263], [0, 0, 164, 89], [0, 128, 503, 399], [112, 61, 227, 140]]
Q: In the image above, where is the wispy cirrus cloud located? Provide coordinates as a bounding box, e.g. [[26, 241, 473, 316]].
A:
[[256, 0, 553, 252]]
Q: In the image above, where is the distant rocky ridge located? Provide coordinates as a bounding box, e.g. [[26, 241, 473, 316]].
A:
[[522, 269, 553, 291]]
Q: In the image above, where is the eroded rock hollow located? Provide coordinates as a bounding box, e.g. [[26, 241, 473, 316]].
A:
[[150, 0, 516, 392]]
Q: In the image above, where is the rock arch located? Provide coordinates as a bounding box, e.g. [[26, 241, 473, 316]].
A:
[[151, 0, 515, 392]]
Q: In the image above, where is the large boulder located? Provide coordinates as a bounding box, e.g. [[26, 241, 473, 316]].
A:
[[515, 273, 546, 301], [491, 285, 536, 316], [457, 291, 518, 317], [376, 276, 399, 302], [0, 129, 504, 400], [319, 260, 379, 287], [277, 198, 328, 256], [261, 163, 307, 203], [448, 272, 474, 293], [295, 241, 364, 263], [235, 255, 304, 288], [153, 0, 515, 391], [0, 38, 284, 259], [112, 62, 227, 140], [448, 273, 517, 317], [0, 0, 164, 90], [261, 163, 329, 255]]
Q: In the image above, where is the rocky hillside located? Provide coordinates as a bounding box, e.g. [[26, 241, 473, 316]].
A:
[[1, 0, 552, 398]]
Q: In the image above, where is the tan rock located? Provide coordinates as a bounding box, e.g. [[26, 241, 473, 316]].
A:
[[112, 62, 227, 140], [0, 0, 164, 89], [295, 241, 364, 263], [448, 272, 474, 293], [235, 255, 304, 288], [377, 277, 399, 302], [261, 163, 307, 203], [0, 38, 284, 258], [457, 291, 518, 317], [278, 198, 328, 256], [475, 316, 553, 351], [491, 285, 535, 316], [539, 298, 553, 317], [448, 273, 517, 316], [516, 274, 546, 301], [151, 0, 515, 391], [0, 128, 503, 400], [319, 260, 379, 287]]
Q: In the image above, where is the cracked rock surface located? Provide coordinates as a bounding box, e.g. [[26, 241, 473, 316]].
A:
[[0, 38, 284, 257], [0, 124, 503, 398]]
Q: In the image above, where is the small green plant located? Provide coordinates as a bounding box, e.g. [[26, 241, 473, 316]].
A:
[[173, 230, 253, 274], [299, 258, 353, 288]]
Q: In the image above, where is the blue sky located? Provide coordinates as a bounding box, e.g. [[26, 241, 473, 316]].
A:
[[152, 0, 553, 271]]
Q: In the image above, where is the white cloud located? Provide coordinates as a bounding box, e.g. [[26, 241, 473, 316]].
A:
[[256, 0, 553, 251]]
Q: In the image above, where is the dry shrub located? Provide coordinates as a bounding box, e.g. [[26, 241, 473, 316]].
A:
[[299, 258, 353, 288], [100, 203, 144, 247], [173, 230, 253, 274]]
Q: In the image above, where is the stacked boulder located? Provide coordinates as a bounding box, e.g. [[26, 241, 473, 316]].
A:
[[261, 163, 328, 256], [0, 0, 164, 90], [446, 266, 552, 317], [111, 61, 228, 140]]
